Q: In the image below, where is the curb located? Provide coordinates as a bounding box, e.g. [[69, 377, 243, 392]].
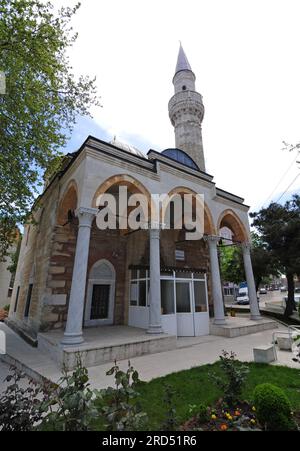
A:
[[0, 353, 54, 387]]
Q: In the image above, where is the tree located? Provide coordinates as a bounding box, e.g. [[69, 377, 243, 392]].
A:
[[219, 244, 245, 285], [0, 1, 100, 258], [219, 233, 279, 294], [250, 195, 300, 317], [250, 232, 279, 292]]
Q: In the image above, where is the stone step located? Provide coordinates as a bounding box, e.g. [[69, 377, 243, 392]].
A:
[[38, 327, 177, 370], [210, 317, 278, 338]]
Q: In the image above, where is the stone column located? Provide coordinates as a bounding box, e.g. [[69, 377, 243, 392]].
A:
[[241, 242, 261, 320], [205, 235, 226, 325], [147, 227, 163, 334], [61, 207, 97, 346]]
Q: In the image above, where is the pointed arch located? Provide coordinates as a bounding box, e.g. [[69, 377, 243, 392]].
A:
[[57, 180, 78, 226], [91, 174, 158, 224], [166, 186, 216, 235], [92, 174, 152, 206], [217, 209, 249, 242]]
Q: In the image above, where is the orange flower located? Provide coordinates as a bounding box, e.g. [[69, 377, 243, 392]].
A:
[[220, 423, 228, 431], [234, 410, 241, 416]]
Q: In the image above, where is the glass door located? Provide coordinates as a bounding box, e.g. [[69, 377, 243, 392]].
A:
[[176, 280, 195, 336]]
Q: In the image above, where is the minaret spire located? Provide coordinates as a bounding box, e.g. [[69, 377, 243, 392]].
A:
[[175, 42, 193, 75], [168, 44, 206, 172]]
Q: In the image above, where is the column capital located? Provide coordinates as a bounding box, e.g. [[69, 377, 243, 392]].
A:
[[203, 234, 220, 245], [241, 241, 252, 254], [149, 227, 160, 240], [76, 207, 98, 227]]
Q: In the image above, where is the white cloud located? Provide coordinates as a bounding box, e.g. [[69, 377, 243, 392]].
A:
[[52, 0, 300, 209]]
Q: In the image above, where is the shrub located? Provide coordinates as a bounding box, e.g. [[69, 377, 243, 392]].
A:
[[188, 403, 209, 423], [160, 384, 178, 431], [40, 354, 97, 431], [253, 383, 297, 431], [210, 350, 249, 407], [3, 304, 10, 312], [97, 360, 148, 431], [0, 367, 48, 431]]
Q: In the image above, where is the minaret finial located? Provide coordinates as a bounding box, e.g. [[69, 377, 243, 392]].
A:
[[175, 42, 192, 76]]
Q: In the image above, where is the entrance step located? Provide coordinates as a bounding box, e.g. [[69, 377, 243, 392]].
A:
[[38, 326, 177, 370], [210, 317, 278, 338]]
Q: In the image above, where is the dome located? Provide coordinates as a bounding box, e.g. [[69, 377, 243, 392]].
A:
[[161, 148, 199, 170], [110, 136, 146, 159]]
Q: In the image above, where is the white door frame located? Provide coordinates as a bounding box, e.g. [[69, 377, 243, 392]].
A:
[[175, 279, 195, 337], [84, 260, 115, 327]]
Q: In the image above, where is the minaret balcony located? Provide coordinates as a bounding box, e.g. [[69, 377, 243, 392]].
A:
[[168, 90, 204, 124]]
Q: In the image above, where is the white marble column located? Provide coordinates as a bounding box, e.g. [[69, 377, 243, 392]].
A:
[[147, 227, 163, 334], [61, 207, 97, 345], [241, 242, 261, 320], [205, 235, 226, 325]]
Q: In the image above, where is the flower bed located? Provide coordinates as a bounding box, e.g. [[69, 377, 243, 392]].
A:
[[182, 400, 260, 431]]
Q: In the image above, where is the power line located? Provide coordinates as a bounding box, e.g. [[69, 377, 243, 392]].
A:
[[262, 152, 299, 206], [275, 173, 300, 203]]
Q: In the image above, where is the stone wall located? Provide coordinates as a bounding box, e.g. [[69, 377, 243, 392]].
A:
[[8, 183, 60, 339], [39, 221, 77, 331]]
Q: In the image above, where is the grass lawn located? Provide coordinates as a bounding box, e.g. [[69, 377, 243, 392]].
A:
[[135, 362, 300, 430]]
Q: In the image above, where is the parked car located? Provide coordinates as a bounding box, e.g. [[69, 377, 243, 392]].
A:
[[259, 287, 267, 294], [236, 287, 249, 305], [280, 286, 287, 292]]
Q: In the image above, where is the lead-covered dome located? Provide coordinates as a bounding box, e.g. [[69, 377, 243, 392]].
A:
[[110, 136, 146, 158], [162, 148, 199, 170]]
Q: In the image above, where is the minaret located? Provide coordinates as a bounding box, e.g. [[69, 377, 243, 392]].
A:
[[168, 44, 206, 172]]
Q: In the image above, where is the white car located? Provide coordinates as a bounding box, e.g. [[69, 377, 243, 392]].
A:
[[236, 289, 249, 305]]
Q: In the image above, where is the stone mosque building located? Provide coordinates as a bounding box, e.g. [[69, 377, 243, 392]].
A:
[[7, 45, 265, 367]]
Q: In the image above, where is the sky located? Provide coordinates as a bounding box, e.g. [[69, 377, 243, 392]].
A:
[[53, 0, 300, 211]]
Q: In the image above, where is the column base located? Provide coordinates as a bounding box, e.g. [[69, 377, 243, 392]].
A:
[[213, 318, 227, 326], [60, 332, 84, 346], [250, 314, 262, 321], [147, 325, 164, 334]]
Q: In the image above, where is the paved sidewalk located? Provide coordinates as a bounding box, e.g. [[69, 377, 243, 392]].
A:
[[0, 321, 299, 392], [87, 326, 300, 389], [0, 323, 61, 384]]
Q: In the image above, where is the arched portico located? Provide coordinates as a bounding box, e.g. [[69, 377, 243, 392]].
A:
[[217, 209, 249, 242], [165, 186, 216, 236], [217, 209, 260, 321]]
